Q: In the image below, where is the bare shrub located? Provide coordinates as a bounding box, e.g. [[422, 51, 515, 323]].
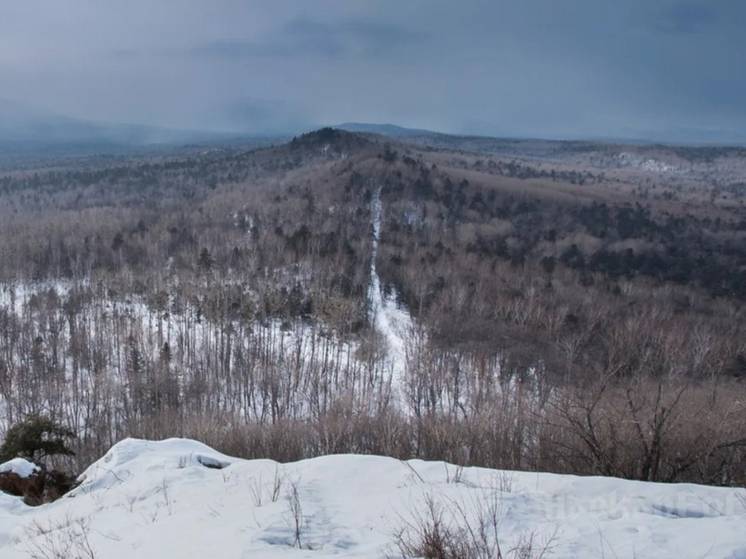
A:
[[547, 376, 746, 484], [161, 478, 173, 516], [444, 463, 464, 484], [25, 516, 96, 559], [509, 531, 556, 559], [394, 496, 466, 559], [737, 490, 746, 513], [271, 466, 283, 503], [249, 474, 263, 507], [495, 471, 514, 494], [393, 491, 555, 559], [285, 480, 304, 548]]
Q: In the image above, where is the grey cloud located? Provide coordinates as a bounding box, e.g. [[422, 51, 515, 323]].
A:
[[284, 17, 425, 54], [191, 40, 300, 59], [192, 17, 425, 60], [2, 0, 745, 143], [210, 98, 313, 134], [655, 1, 722, 34]]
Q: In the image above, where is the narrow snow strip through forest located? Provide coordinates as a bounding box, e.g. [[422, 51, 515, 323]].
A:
[[1, 439, 745, 558], [368, 188, 414, 392]]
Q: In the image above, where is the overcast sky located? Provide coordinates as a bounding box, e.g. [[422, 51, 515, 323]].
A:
[[2, 0, 745, 142]]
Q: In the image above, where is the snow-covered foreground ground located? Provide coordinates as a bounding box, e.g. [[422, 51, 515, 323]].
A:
[[1, 439, 745, 558]]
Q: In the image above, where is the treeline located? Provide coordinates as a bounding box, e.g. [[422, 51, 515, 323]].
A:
[[0, 130, 744, 486], [374, 156, 746, 299], [1, 276, 744, 485]]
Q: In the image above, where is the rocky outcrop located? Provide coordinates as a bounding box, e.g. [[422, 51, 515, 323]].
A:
[[0, 470, 44, 505], [0, 461, 75, 506]]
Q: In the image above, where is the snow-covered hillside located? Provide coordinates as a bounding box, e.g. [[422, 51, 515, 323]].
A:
[[1, 439, 744, 558]]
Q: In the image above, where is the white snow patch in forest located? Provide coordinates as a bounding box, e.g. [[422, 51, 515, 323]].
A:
[[0, 277, 378, 435], [617, 152, 679, 174], [0, 280, 76, 317], [1, 438, 745, 558], [0, 458, 39, 479], [368, 188, 414, 390]]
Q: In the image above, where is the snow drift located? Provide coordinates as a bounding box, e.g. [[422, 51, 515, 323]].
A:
[[0, 438, 744, 558]]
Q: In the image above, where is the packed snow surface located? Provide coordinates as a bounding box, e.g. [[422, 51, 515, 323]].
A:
[[368, 188, 414, 389], [0, 458, 39, 479], [0, 439, 744, 558]]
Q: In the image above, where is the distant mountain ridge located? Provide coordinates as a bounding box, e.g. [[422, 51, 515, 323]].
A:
[[335, 122, 443, 138], [335, 121, 746, 148], [3, 99, 744, 160], [0, 99, 249, 155]]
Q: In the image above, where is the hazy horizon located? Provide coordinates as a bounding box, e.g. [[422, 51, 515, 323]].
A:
[[2, 0, 745, 144]]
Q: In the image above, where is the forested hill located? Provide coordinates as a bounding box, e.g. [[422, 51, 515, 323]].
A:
[[2, 127, 744, 298], [0, 128, 744, 485]]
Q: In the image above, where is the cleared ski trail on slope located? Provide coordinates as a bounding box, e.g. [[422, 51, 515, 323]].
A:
[[367, 188, 414, 392]]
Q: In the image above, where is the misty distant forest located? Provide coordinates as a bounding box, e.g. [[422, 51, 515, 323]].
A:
[[1, 127, 745, 487]]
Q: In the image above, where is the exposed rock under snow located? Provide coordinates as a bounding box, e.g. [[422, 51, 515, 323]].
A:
[[0, 459, 39, 479], [0, 438, 745, 558]]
